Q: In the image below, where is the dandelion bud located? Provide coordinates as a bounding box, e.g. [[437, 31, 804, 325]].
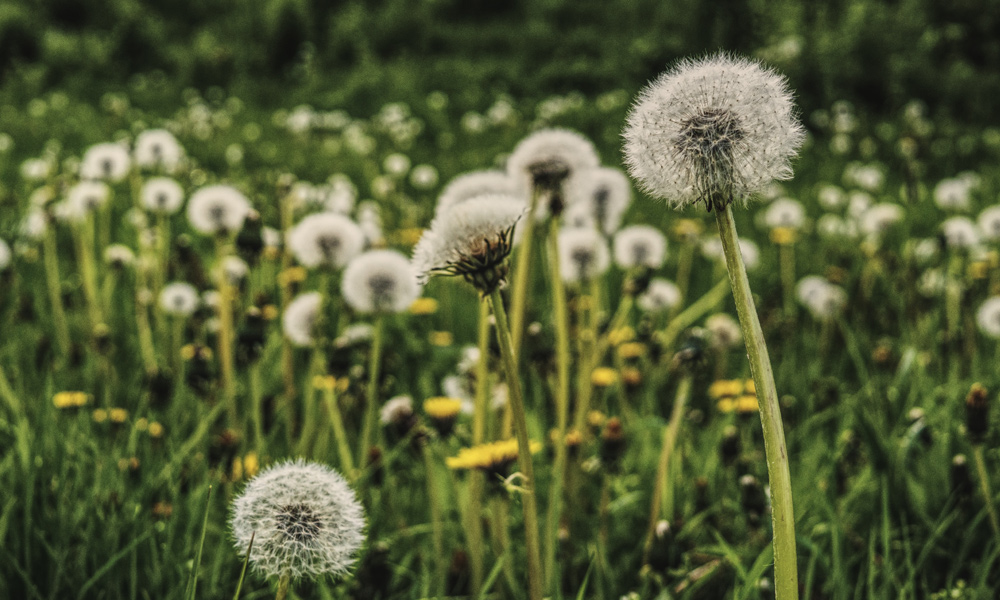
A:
[[671, 330, 709, 373], [965, 383, 990, 443], [423, 397, 463, 438], [235, 210, 264, 265], [599, 417, 626, 472], [236, 306, 268, 366], [366, 447, 385, 488], [951, 454, 974, 501], [739, 474, 766, 527]]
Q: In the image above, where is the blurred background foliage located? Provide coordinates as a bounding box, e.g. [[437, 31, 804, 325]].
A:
[[0, 0, 998, 121]]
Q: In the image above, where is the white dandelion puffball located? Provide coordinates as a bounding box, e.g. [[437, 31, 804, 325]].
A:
[[187, 185, 251, 235], [436, 170, 526, 217], [135, 129, 185, 172], [341, 250, 421, 314], [288, 213, 364, 270], [705, 313, 742, 349], [623, 53, 805, 209], [412, 195, 524, 285], [410, 164, 439, 189], [159, 282, 200, 316], [859, 203, 905, 237], [565, 167, 632, 234], [613, 225, 668, 270], [283, 292, 323, 347], [221, 256, 250, 285], [557, 227, 610, 283], [795, 276, 831, 307], [262, 226, 283, 251], [816, 214, 856, 240], [230, 459, 365, 580], [80, 143, 132, 182], [62, 181, 112, 222], [104, 244, 135, 267], [977, 206, 1000, 241], [976, 297, 1000, 339], [0, 238, 10, 271], [762, 197, 806, 230], [800, 280, 847, 321], [380, 395, 414, 425], [739, 239, 760, 270], [817, 185, 847, 210], [636, 278, 681, 313], [21, 158, 52, 182], [844, 164, 884, 192], [142, 177, 185, 214], [20, 210, 48, 240], [933, 178, 972, 212], [506, 128, 600, 191], [941, 216, 981, 249]]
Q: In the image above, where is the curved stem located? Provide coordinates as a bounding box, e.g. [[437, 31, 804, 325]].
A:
[[42, 227, 71, 360], [274, 572, 291, 600], [323, 384, 356, 479], [509, 188, 542, 361], [358, 316, 385, 468], [643, 375, 690, 563], [467, 299, 491, 595], [215, 238, 237, 424], [715, 206, 798, 600], [488, 288, 544, 600]]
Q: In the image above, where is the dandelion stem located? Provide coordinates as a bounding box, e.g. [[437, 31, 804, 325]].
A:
[[544, 217, 572, 594], [509, 187, 542, 361], [673, 241, 695, 315], [0, 363, 22, 417], [715, 205, 798, 599], [423, 440, 447, 596], [972, 444, 1000, 543], [43, 216, 70, 361], [643, 374, 690, 564], [658, 277, 730, 352], [279, 189, 297, 421], [467, 299, 491, 596], [215, 238, 238, 423], [323, 384, 356, 479], [779, 242, 796, 319], [75, 216, 104, 330], [275, 571, 291, 600], [488, 287, 544, 600], [358, 316, 385, 468]]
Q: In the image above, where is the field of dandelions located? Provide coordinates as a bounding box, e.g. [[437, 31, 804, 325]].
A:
[[2, 54, 1000, 600]]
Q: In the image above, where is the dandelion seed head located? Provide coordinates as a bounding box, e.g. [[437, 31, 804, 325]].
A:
[[933, 178, 973, 212], [705, 313, 742, 348], [859, 203, 905, 237], [230, 459, 365, 580], [506, 128, 600, 193], [0, 238, 10, 271], [762, 198, 805, 230], [60, 181, 111, 223], [436, 170, 526, 217], [613, 225, 668, 270], [976, 297, 1000, 339], [104, 244, 135, 268], [565, 167, 632, 235], [288, 213, 364, 270], [636, 278, 681, 313], [283, 292, 323, 347], [623, 53, 804, 210], [341, 250, 421, 314], [135, 129, 185, 172], [80, 143, 131, 182], [557, 227, 610, 283], [142, 177, 185, 214], [977, 206, 1000, 241], [941, 216, 981, 249], [187, 185, 251, 235], [380, 395, 414, 426], [159, 282, 200, 316]]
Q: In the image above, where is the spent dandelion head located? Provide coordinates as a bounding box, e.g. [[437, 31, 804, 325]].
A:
[[564, 167, 633, 234], [623, 53, 804, 211], [141, 177, 185, 214], [134, 129, 185, 173], [557, 227, 610, 284], [636, 278, 681, 314], [288, 212, 365, 270], [187, 185, 251, 236], [976, 296, 1000, 339], [341, 250, 422, 314], [435, 170, 526, 217], [230, 459, 365, 580], [283, 292, 323, 347], [613, 225, 668, 270], [80, 142, 132, 182], [159, 282, 200, 317]]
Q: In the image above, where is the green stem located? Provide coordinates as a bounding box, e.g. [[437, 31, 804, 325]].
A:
[[323, 384, 356, 479], [275, 572, 291, 600], [972, 445, 1000, 543], [0, 363, 22, 417], [715, 205, 798, 600], [279, 191, 297, 423], [42, 226, 71, 360], [488, 287, 544, 600], [673, 242, 695, 315], [215, 238, 237, 423], [423, 441, 447, 597], [468, 299, 491, 596], [75, 216, 104, 330], [779, 242, 796, 319], [509, 188, 542, 361], [658, 277, 731, 353], [358, 316, 385, 467], [643, 375, 691, 563], [250, 362, 265, 452], [544, 219, 572, 593]]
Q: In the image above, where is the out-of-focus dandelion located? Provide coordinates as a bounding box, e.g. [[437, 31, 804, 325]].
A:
[[135, 129, 185, 172], [613, 225, 667, 270], [435, 170, 525, 217], [142, 177, 185, 214], [80, 143, 131, 182], [565, 167, 632, 234], [942, 217, 981, 250], [283, 292, 322, 347], [187, 185, 251, 236], [159, 282, 199, 317], [636, 278, 681, 314], [341, 250, 421, 314], [976, 297, 1000, 339], [287, 213, 364, 270], [933, 178, 973, 212]]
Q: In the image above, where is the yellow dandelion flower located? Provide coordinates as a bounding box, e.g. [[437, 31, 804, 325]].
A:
[[180, 344, 197, 360], [243, 452, 259, 478], [261, 304, 279, 320], [621, 367, 642, 387], [429, 331, 453, 347], [278, 266, 307, 286], [587, 410, 607, 428], [397, 227, 426, 247], [673, 219, 704, 239], [607, 326, 635, 347], [110, 408, 128, 423], [744, 379, 756, 395], [148, 422, 164, 438], [591, 367, 618, 388], [409, 297, 439, 315], [708, 379, 744, 399], [446, 438, 542, 470], [717, 398, 736, 413], [424, 397, 463, 420], [617, 342, 647, 360], [769, 227, 797, 245], [735, 394, 759, 413], [968, 261, 989, 280], [313, 375, 337, 391], [336, 377, 350, 394], [53, 391, 91, 409], [92, 408, 108, 423], [231, 456, 243, 481]]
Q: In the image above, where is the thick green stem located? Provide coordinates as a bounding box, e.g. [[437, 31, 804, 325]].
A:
[[279, 192, 297, 416], [509, 188, 542, 361], [75, 217, 104, 330], [488, 287, 544, 600], [544, 219, 572, 593], [423, 442, 447, 596], [0, 364, 22, 417], [715, 205, 798, 600], [358, 316, 385, 467], [323, 385, 356, 479], [215, 239, 237, 424], [972, 445, 1000, 543], [643, 375, 691, 563], [467, 299, 491, 595], [275, 572, 291, 600]]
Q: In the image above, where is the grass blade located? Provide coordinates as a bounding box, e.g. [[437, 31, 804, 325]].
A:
[[186, 484, 213, 600]]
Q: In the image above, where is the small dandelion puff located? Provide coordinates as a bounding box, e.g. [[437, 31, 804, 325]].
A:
[[159, 282, 200, 317], [409, 164, 439, 190], [933, 178, 973, 212], [341, 250, 422, 314], [859, 203, 905, 237], [230, 459, 366, 580], [816, 214, 856, 240], [61, 181, 111, 223], [795, 276, 831, 307], [557, 227, 610, 284], [412, 195, 524, 293], [134, 129, 185, 172], [506, 128, 600, 194], [0, 238, 11, 271], [977, 206, 1000, 241], [80, 143, 132, 182], [976, 297, 1000, 339], [941, 216, 981, 249], [613, 225, 668, 270], [104, 244, 135, 268], [288, 213, 365, 270], [800, 281, 847, 321], [221, 256, 250, 285], [564, 167, 633, 234], [762, 198, 806, 230], [283, 292, 323, 347], [435, 170, 526, 217], [636, 278, 681, 313], [187, 185, 251, 236], [623, 53, 805, 210], [705, 313, 742, 349], [380, 395, 414, 426], [817, 185, 847, 210], [141, 177, 185, 214], [21, 157, 52, 182]]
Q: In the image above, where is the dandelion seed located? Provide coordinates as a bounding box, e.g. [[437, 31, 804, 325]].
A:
[[288, 213, 364, 270], [557, 227, 610, 283], [159, 282, 200, 317], [623, 53, 804, 210], [283, 292, 323, 347], [230, 459, 365, 580], [80, 143, 131, 182], [341, 250, 421, 314], [142, 177, 185, 214], [135, 129, 185, 172], [187, 185, 251, 236], [613, 225, 667, 270]]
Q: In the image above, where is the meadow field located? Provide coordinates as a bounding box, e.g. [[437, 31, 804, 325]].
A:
[[1, 1, 999, 599]]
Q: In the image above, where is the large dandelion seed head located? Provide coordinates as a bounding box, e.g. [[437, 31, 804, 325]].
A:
[[623, 53, 805, 211], [613, 225, 668, 270], [341, 250, 422, 314], [187, 185, 251, 235], [230, 459, 366, 580], [506, 128, 600, 195], [283, 292, 323, 347], [412, 195, 524, 292], [142, 177, 185, 214], [435, 170, 526, 217], [159, 282, 200, 316], [135, 129, 185, 173], [288, 213, 365, 270], [564, 167, 633, 234], [557, 227, 610, 284], [80, 143, 132, 182]]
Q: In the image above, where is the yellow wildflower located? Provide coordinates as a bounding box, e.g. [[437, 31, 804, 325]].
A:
[[708, 379, 744, 399], [409, 297, 439, 315], [607, 327, 635, 346], [148, 422, 164, 438], [53, 391, 90, 409], [313, 375, 337, 391], [92, 408, 108, 423], [429, 331, 453, 347], [424, 397, 463, 420], [769, 227, 797, 245], [673, 219, 704, 240], [110, 408, 128, 423], [397, 228, 426, 247], [243, 452, 259, 478], [278, 266, 307, 286], [591, 367, 618, 388], [446, 438, 542, 470], [587, 410, 607, 428], [617, 342, 646, 360], [261, 304, 279, 320]]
